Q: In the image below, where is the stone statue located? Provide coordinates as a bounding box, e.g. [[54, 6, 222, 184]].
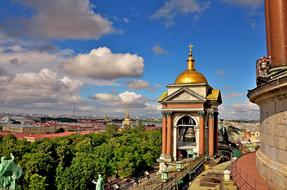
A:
[[256, 56, 271, 85], [0, 153, 23, 189], [95, 174, 104, 190]]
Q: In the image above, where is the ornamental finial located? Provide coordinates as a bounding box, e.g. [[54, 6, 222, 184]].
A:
[[189, 44, 193, 55], [187, 43, 195, 70]]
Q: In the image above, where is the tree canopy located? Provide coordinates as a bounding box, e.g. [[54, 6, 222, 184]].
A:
[[0, 125, 161, 189]]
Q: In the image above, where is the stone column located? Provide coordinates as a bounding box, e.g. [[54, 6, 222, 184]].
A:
[[265, 0, 271, 56], [173, 127, 177, 160], [198, 111, 205, 155], [166, 112, 172, 161], [214, 112, 219, 155], [195, 128, 200, 156], [267, 0, 287, 68], [161, 111, 167, 157], [208, 111, 214, 159]]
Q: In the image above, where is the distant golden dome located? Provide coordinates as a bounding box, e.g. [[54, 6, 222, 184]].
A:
[[175, 44, 207, 84]]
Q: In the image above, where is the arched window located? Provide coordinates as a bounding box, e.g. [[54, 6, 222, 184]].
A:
[[177, 116, 197, 145], [177, 116, 196, 126]]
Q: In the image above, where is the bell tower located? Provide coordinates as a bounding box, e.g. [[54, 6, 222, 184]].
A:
[[158, 45, 222, 163]]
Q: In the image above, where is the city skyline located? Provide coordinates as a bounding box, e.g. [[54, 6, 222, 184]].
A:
[[0, 0, 265, 119]]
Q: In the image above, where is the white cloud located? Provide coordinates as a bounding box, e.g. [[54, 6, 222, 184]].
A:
[[88, 80, 120, 86], [250, 21, 257, 28], [0, 38, 73, 74], [152, 44, 168, 55], [223, 92, 243, 99], [221, 0, 263, 29], [145, 102, 162, 111], [91, 91, 161, 116], [0, 48, 66, 72], [221, 0, 263, 8], [92, 91, 146, 106], [151, 0, 211, 27], [219, 102, 259, 120], [0, 37, 76, 111], [119, 91, 144, 104], [93, 93, 120, 103], [0, 68, 82, 107], [127, 80, 161, 92], [0, 37, 149, 114], [78, 106, 96, 112], [148, 84, 162, 92], [216, 69, 225, 77], [3, 0, 113, 40], [0, 40, 129, 86], [128, 80, 150, 89], [61, 47, 144, 80], [111, 16, 130, 24], [123, 18, 130, 23]]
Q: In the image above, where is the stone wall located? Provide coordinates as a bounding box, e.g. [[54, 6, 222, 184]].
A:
[[258, 110, 287, 189], [251, 81, 287, 189]]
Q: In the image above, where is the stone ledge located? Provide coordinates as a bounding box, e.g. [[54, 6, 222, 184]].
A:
[[248, 76, 287, 104]]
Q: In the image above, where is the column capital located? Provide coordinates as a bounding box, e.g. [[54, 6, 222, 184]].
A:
[[208, 110, 214, 117], [161, 111, 167, 115], [208, 110, 219, 117], [166, 111, 172, 116], [198, 111, 205, 116]]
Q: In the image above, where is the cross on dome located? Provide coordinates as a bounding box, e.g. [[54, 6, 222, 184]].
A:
[[189, 44, 194, 55]]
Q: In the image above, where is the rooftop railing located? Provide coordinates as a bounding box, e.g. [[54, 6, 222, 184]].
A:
[[152, 156, 205, 190], [231, 152, 271, 190]]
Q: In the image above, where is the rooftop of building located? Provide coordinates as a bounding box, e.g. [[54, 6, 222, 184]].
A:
[[231, 152, 270, 190]]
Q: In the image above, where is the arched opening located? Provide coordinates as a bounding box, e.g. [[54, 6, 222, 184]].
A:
[[177, 116, 198, 159], [177, 116, 197, 145]]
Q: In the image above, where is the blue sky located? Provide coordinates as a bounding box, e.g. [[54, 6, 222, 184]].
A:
[[0, 0, 264, 119]]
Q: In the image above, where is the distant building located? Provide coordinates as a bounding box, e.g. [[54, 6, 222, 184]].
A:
[[0, 116, 11, 125], [104, 114, 111, 125], [0, 131, 98, 142], [158, 45, 222, 163], [2, 125, 59, 134], [122, 110, 132, 128]]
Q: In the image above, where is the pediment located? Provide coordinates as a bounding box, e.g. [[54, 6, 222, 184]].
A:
[[161, 87, 206, 103]]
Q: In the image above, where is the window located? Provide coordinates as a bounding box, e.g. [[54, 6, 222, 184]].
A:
[[177, 116, 197, 146]]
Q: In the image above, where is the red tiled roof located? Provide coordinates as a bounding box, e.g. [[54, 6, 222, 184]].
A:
[[0, 131, 98, 141]]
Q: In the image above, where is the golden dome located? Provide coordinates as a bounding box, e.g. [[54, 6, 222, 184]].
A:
[[175, 70, 207, 84], [175, 44, 207, 84]]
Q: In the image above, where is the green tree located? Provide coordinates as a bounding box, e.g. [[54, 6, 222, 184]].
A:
[[12, 139, 32, 161], [0, 127, 161, 189], [105, 124, 118, 136], [19, 152, 56, 189], [56, 139, 74, 168], [0, 134, 17, 156], [115, 152, 134, 178], [28, 174, 48, 190], [74, 138, 93, 153], [56, 153, 108, 190], [35, 140, 58, 159]]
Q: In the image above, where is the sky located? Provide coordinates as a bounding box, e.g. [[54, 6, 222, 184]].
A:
[[0, 0, 265, 120]]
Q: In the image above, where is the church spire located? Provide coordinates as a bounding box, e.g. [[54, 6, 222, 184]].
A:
[[125, 108, 130, 119], [187, 44, 195, 70]]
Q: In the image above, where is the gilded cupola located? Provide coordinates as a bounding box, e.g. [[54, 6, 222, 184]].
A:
[[175, 44, 207, 84]]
